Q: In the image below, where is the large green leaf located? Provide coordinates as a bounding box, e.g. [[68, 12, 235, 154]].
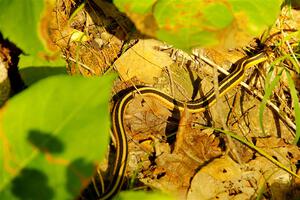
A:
[[20, 66, 67, 86], [0, 0, 64, 68], [0, 75, 114, 199], [228, 0, 282, 34], [154, 1, 234, 49], [114, 0, 282, 50], [115, 0, 156, 14]]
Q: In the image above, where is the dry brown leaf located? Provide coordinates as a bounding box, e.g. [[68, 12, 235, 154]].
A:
[[188, 148, 298, 200], [124, 95, 172, 177], [188, 156, 242, 200], [114, 39, 173, 84], [255, 137, 288, 148], [247, 156, 295, 200], [174, 113, 222, 164], [255, 137, 300, 165], [132, 109, 222, 198]]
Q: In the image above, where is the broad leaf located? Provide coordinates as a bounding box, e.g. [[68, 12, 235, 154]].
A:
[[0, 0, 64, 68], [114, 0, 282, 50], [20, 66, 67, 85], [0, 75, 114, 199]]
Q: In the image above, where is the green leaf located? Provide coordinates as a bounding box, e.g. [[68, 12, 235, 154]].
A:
[[114, 0, 282, 50], [0, 74, 114, 199], [114, 0, 156, 14], [19, 66, 67, 85], [0, 0, 64, 68], [153, 0, 234, 50], [0, 0, 44, 55], [285, 70, 300, 144], [228, 0, 281, 34], [114, 191, 175, 200]]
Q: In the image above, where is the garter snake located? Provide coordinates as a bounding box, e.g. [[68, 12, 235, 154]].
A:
[[93, 52, 268, 199]]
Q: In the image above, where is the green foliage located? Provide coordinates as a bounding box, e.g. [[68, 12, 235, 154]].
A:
[[154, 1, 233, 49], [114, 191, 175, 200], [227, 0, 281, 34], [259, 66, 282, 136], [259, 55, 299, 143], [115, 0, 156, 14], [114, 0, 282, 50], [286, 70, 300, 144], [0, 75, 114, 199], [0, 0, 64, 68], [19, 66, 67, 85]]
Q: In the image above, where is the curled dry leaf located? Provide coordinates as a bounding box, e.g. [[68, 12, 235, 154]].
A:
[[117, 87, 223, 198], [124, 95, 172, 175]]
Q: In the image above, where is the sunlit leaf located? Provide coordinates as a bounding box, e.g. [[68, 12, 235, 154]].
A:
[[114, 0, 156, 14], [0, 75, 114, 199], [114, 0, 282, 50], [0, 0, 64, 68]]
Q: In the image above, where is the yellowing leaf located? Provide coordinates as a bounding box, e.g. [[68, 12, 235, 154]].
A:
[[114, 0, 282, 50], [0, 75, 114, 199]]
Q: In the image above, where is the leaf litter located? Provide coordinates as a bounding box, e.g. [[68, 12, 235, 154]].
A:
[[31, 1, 300, 199]]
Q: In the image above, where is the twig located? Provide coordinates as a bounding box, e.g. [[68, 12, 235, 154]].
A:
[[62, 55, 96, 74]]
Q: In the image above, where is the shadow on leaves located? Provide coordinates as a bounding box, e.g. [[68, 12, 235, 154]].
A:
[[11, 168, 54, 200], [27, 130, 64, 154], [20, 66, 66, 85], [66, 158, 96, 198]]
